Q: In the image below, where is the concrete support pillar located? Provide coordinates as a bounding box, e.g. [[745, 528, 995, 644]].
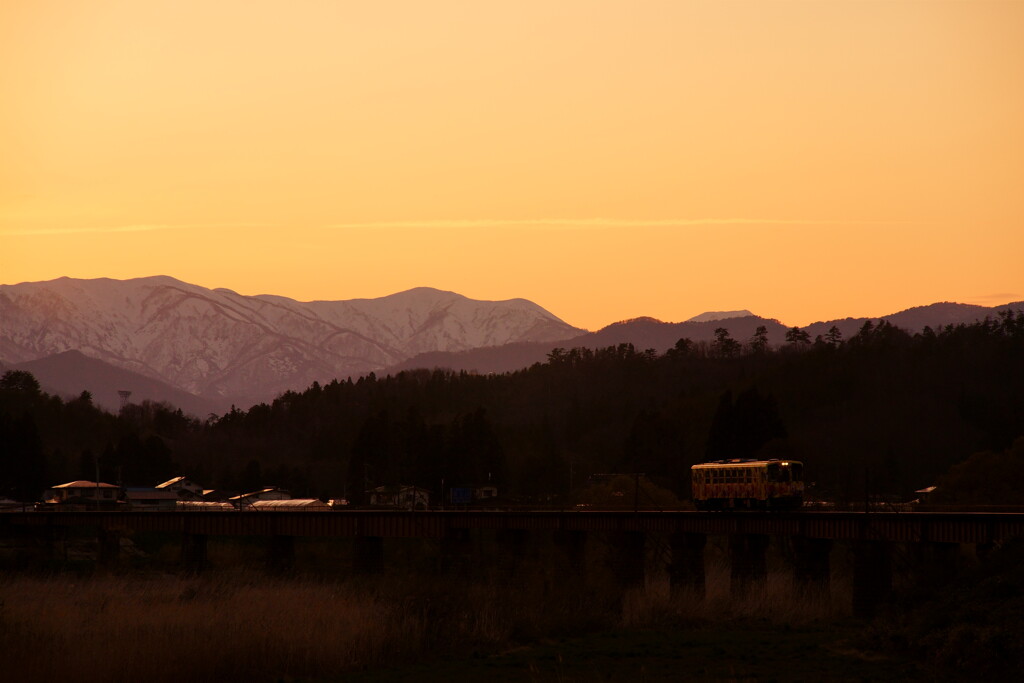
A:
[[730, 534, 768, 597], [97, 528, 120, 568], [266, 535, 296, 573], [792, 537, 832, 596], [554, 529, 587, 578], [440, 527, 473, 575], [669, 532, 706, 597], [181, 533, 208, 574], [496, 528, 529, 578], [353, 536, 384, 575], [609, 530, 645, 589], [911, 541, 960, 587], [852, 540, 892, 619], [40, 523, 58, 564]]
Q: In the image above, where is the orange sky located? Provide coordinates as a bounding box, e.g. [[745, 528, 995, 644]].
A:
[[2, 0, 1022, 330]]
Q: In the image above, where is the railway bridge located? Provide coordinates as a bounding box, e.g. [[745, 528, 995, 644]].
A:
[[4, 510, 1023, 618]]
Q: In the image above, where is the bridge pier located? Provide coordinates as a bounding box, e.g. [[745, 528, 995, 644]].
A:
[[609, 530, 645, 589], [496, 528, 529, 579], [669, 532, 706, 597], [266, 535, 296, 573], [97, 528, 120, 568], [181, 533, 208, 574], [440, 527, 474, 575], [730, 534, 768, 597], [911, 541, 960, 587], [554, 529, 587, 577], [39, 523, 60, 565], [792, 537, 831, 596], [353, 536, 384, 575], [852, 540, 891, 618]]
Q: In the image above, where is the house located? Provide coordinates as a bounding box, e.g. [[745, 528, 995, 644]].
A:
[[122, 487, 179, 511], [156, 476, 204, 500], [40, 481, 120, 509], [368, 485, 430, 510], [229, 487, 291, 508]]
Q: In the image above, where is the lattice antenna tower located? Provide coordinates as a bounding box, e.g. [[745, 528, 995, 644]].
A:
[[117, 390, 132, 410]]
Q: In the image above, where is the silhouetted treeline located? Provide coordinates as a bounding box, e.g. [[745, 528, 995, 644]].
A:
[[2, 312, 1022, 504]]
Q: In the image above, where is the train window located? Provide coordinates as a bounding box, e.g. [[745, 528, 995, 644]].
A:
[[790, 463, 803, 481], [767, 463, 781, 482]]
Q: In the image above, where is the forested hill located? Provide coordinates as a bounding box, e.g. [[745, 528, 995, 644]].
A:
[[2, 313, 1023, 505]]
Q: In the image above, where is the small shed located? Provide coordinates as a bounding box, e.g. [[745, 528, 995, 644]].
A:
[[123, 487, 179, 511], [475, 485, 498, 501]]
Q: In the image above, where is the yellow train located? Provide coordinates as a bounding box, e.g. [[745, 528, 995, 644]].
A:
[[691, 459, 804, 510]]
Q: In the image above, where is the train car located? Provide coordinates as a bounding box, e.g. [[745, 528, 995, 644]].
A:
[[691, 459, 804, 510]]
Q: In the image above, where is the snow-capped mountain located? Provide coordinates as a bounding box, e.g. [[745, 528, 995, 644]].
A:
[[0, 276, 584, 405]]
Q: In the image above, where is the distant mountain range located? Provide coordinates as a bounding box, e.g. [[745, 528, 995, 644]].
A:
[[387, 301, 1024, 375], [1, 276, 1020, 415], [0, 276, 582, 411]]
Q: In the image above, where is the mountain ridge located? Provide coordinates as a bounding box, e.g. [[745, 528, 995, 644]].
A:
[[0, 276, 584, 408], [389, 300, 1024, 375], [2, 276, 1020, 412]]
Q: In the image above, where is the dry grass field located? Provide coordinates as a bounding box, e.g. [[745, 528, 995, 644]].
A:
[[0, 545, 857, 683]]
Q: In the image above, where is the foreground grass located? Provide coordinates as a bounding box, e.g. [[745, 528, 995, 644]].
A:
[[7, 538, 1009, 682], [1, 572, 420, 680], [0, 569, 617, 682], [0, 561, 874, 683], [346, 626, 928, 682]]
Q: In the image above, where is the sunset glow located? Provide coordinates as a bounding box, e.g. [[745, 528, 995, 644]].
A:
[[2, 0, 1022, 330]]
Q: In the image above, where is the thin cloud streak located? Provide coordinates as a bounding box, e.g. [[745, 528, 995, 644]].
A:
[[3, 217, 917, 237], [325, 218, 913, 230], [966, 293, 1021, 304], [1, 223, 268, 237]]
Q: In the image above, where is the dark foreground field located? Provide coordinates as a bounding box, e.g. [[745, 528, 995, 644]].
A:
[[1, 536, 1020, 682], [2, 570, 926, 683], [346, 626, 927, 682]]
